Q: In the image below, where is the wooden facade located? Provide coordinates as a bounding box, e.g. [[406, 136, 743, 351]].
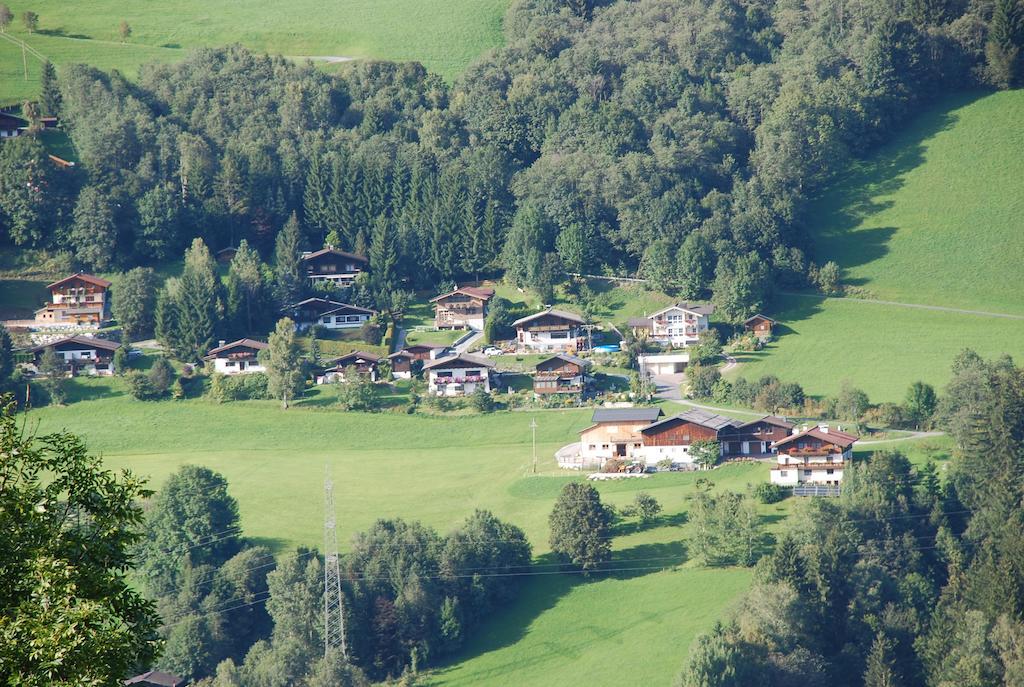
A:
[[430, 287, 494, 330], [744, 314, 775, 339], [534, 354, 587, 395], [301, 248, 368, 286], [641, 418, 720, 447], [36, 273, 112, 326]]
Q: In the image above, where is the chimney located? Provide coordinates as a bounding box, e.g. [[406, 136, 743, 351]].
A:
[[218, 340, 226, 348], [819, 424, 829, 434]]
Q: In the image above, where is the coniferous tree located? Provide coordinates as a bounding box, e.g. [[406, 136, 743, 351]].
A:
[[303, 151, 331, 244], [39, 61, 61, 116], [225, 240, 271, 337], [71, 186, 118, 271], [177, 239, 222, 361], [273, 213, 303, 307], [864, 632, 901, 687], [368, 214, 397, 297], [38, 347, 66, 405], [262, 318, 304, 409], [987, 0, 1024, 88], [0, 324, 14, 384], [112, 267, 159, 340]]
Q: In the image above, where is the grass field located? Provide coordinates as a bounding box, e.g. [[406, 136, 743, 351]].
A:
[[727, 294, 1024, 402], [0, 0, 507, 105], [812, 90, 1024, 315]]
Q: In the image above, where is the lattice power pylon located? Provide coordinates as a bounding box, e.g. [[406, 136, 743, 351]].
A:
[[323, 471, 348, 660]]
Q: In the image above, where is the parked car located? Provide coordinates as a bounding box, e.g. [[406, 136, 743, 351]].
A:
[[482, 346, 502, 356]]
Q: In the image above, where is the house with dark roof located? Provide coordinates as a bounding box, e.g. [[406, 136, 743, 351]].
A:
[[769, 424, 858, 491], [28, 335, 121, 376], [0, 112, 26, 138], [203, 339, 268, 375], [578, 406, 664, 465], [300, 247, 368, 287], [534, 353, 589, 396], [720, 415, 795, 457], [744, 314, 776, 340], [512, 308, 587, 353], [320, 351, 381, 383], [635, 409, 742, 466], [35, 273, 112, 326], [282, 298, 376, 331], [124, 670, 185, 687], [628, 302, 713, 348], [423, 353, 494, 396], [430, 286, 495, 331]]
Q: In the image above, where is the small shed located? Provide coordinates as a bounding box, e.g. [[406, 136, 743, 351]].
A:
[[743, 314, 776, 340]]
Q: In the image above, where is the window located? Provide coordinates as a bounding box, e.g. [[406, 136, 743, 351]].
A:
[[803, 470, 812, 476], [780, 471, 788, 477], [436, 371, 453, 378], [334, 317, 345, 324], [549, 330, 569, 339], [346, 315, 362, 322], [225, 361, 237, 367], [826, 469, 834, 475], [465, 370, 480, 377]]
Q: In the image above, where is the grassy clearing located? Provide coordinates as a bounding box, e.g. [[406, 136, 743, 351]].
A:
[[811, 90, 1024, 315], [0, 0, 507, 105], [0, 278, 48, 319], [491, 279, 676, 328], [731, 294, 1024, 402]]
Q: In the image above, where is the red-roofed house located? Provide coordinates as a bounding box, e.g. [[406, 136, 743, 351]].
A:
[[769, 424, 858, 490], [203, 339, 268, 375], [35, 273, 112, 326], [430, 286, 495, 331]]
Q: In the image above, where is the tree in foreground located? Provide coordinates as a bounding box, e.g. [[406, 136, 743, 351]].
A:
[[0, 397, 161, 684], [262, 317, 304, 409], [549, 482, 612, 570], [38, 345, 66, 405]]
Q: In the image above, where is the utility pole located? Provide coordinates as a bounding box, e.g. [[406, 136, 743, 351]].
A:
[[323, 468, 348, 661], [530, 419, 538, 474]]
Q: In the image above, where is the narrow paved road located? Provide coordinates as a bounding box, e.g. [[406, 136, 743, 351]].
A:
[[780, 291, 1024, 320]]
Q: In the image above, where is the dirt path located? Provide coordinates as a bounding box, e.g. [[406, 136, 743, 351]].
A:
[[780, 291, 1024, 320], [294, 55, 358, 64]]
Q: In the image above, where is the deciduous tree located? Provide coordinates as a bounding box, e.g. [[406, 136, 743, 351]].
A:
[[549, 482, 611, 570]]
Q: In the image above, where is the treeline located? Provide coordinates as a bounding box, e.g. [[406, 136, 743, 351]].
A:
[[678, 351, 1024, 686], [3, 0, 1021, 321], [138, 466, 532, 685]]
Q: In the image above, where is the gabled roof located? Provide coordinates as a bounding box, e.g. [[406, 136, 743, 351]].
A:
[[512, 308, 586, 328], [429, 286, 495, 303], [388, 349, 414, 359], [423, 352, 495, 370], [321, 304, 376, 317], [744, 314, 776, 325], [30, 335, 120, 354], [328, 351, 381, 366], [204, 338, 268, 358], [590, 407, 664, 423], [283, 297, 347, 313], [46, 272, 112, 290], [737, 415, 794, 430], [640, 409, 739, 433], [648, 302, 714, 319], [301, 247, 368, 263], [773, 426, 859, 449], [536, 353, 590, 369], [404, 343, 442, 353], [124, 671, 184, 687], [627, 317, 653, 329], [0, 112, 27, 129]]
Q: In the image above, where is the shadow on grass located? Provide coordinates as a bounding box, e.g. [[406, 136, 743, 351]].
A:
[[808, 90, 987, 270], [428, 538, 689, 682], [246, 536, 292, 555], [611, 510, 689, 536], [64, 379, 125, 403], [37, 28, 92, 40]]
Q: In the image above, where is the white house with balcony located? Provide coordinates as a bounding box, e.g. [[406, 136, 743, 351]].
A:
[[203, 339, 268, 375], [628, 303, 713, 348], [512, 308, 587, 352], [423, 353, 494, 396], [769, 424, 858, 491]]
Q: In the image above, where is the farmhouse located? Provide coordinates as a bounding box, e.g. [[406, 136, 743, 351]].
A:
[[320, 351, 381, 383], [35, 273, 112, 326], [387, 350, 416, 379], [579, 406, 664, 464], [424, 353, 494, 396], [744, 314, 776, 340], [512, 308, 587, 352], [28, 336, 120, 376], [628, 303, 713, 347], [300, 247, 369, 287], [769, 424, 858, 492], [636, 409, 739, 465], [203, 339, 268, 375], [720, 415, 795, 457], [534, 353, 589, 396], [430, 286, 495, 330], [0, 112, 26, 138]]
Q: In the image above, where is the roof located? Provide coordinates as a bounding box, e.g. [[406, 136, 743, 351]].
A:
[[423, 352, 495, 370], [536, 353, 590, 369], [628, 317, 652, 329], [30, 335, 120, 354], [283, 297, 347, 311], [329, 351, 381, 365], [0, 112, 27, 129], [404, 343, 442, 353], [321, 304, 376, 317], [204, 338, 268, 358], [388, 349, 415, 359], [46, 272, 112, 290], [737, 415, 794, 430], [512, 308, 586, 328], [773, 426, 859, 449], [744, 314, 776, 325], [649, 302, 715, 318], [429, 286, 496, 303], [124, 671, 184, 687], [590, 407, 664, 423], [640, 409, 739, 433], [301, 247, 368, 263]]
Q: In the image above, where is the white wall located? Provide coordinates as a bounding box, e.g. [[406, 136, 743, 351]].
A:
[[519, 329, 577, 351], [318, 313, 370, 329], [212, 358, 266, 375], [428, 368, 491, 396]]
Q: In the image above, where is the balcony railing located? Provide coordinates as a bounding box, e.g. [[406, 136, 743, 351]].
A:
[[434, 375, 486, 384]]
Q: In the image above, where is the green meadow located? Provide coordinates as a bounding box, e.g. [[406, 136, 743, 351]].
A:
[[24, 377, 805, 686], [727, 294, 1024, 403], [0, 0, 508, 105], [811, 90, 1024, 315]]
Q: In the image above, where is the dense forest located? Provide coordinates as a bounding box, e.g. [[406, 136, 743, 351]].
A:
[[2, 0, 1021, 321], [678, 351, 1024, 687]]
